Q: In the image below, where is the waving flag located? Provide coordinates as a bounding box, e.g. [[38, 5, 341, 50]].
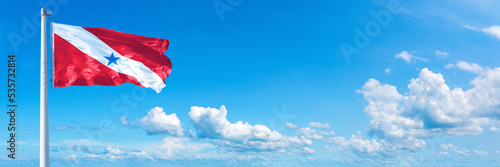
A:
[[52, 22, 172, 93]]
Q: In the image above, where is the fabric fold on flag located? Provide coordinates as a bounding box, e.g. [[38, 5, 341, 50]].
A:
[[52, 22, 172, 93]]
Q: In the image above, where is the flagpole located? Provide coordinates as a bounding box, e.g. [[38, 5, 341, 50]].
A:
[[40, 8, 51, 167]]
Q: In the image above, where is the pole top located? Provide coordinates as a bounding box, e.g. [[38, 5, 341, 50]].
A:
[[41, 8, 52, 16]]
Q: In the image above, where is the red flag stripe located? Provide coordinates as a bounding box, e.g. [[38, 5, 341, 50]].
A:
[[82, 27, 172, 81], [53, 34, 145, 88]]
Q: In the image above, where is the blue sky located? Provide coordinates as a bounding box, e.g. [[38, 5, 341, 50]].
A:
[[1, 0, 500, 166]]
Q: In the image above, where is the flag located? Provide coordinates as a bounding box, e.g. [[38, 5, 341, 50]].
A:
[[52, 22, 172, 93]]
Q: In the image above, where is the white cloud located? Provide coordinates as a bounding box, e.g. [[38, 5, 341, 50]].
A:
[[68, 144, 154, 161], [140, 107, 184, 136], [54, 106, 320, 163], [65, 155, 78, 163], [103, 148, 153, 161], [384, 68, 391, 74], [120, 116, 139, 129], [464, 24, 480, 31], [456, 61, 484, 74], [396, 51, 412, 63], [444, 63, 455, 69], [54, 125, 73, 130], [395, 51, 429, 63], [86, 153, 99, 158], [53, 138, 215, 162], [326, 65, 500, 158], [436, 151, 451, 157], [490, 127, 500, 132], [482, 25, 500, 40], [285, 123, 298, 129], [474, 150, 489, 156], [189, 105, 312, 151], [64, 145, 94, 154], [439, 143, 454, 150], [156, 137, 213, 160], [351, 66, 500, 158], [128, 150, 152, 160], [326, 132, 426, 159], [187, 129, 198, 138], [105, 145, 124, 155], [303, 147, 315, 155], [158, 137, 187, 158], [318, 130, 336, 136], [120, 116, 128, 125], [292, 147, 316, 155], [296, 127, 335, 140], [435, 50, 450, 58], [358, 67, 500, 139], [129, 150, 153, 159], [327, 131, 386, 158], [466, 25, 500, 40], [308, 122, 330, 129], [440, 143, 471, 156]]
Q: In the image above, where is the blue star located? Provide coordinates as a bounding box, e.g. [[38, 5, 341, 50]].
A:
[[105, 53, 120, 65]]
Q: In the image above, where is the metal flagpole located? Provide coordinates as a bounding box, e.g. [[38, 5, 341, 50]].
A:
[[40, 8, 51, 167]]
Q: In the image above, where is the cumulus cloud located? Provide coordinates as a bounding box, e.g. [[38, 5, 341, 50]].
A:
[[188, 105, 312, 151], [384, 68, 391, 74], [105, 145, 124, 155], [474, 150, 489, 156], [52, 138, 217, 162], [98, 147, 153, 161], [60, 145, 95, 154], [435, 50, 450, 58], [444, 63, 455, 69], [156, 137, 214, 160], [395, 51, 429, 63], [344, 66, 500, 158], [285, 123, 298, 129], [120, 116, 139, 129], [326, 131, 386, 158], [436, 151, 451, 157], [291, 147, 316, 155], [308, 122, 330, 129], [465, 25, 500, 40], [63, 144, 153, 162], [357, 67, 500, 141], [54, 125, 74, 130], [158, 137, 188, 158], [296, 127, 335, 140], [120, 116, 128, 125], [140, 107, 184, 136], [303, 147, 315, 155], [490, 126, 500, 132], [456, 61, 485, 74], [440, 143, 471, 156], [439, 143, 454, 150], [65, 155, 78, 163], [62, 106, 318, 162], [482, 25, 500, 40], [326, 132, 426, 159]]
